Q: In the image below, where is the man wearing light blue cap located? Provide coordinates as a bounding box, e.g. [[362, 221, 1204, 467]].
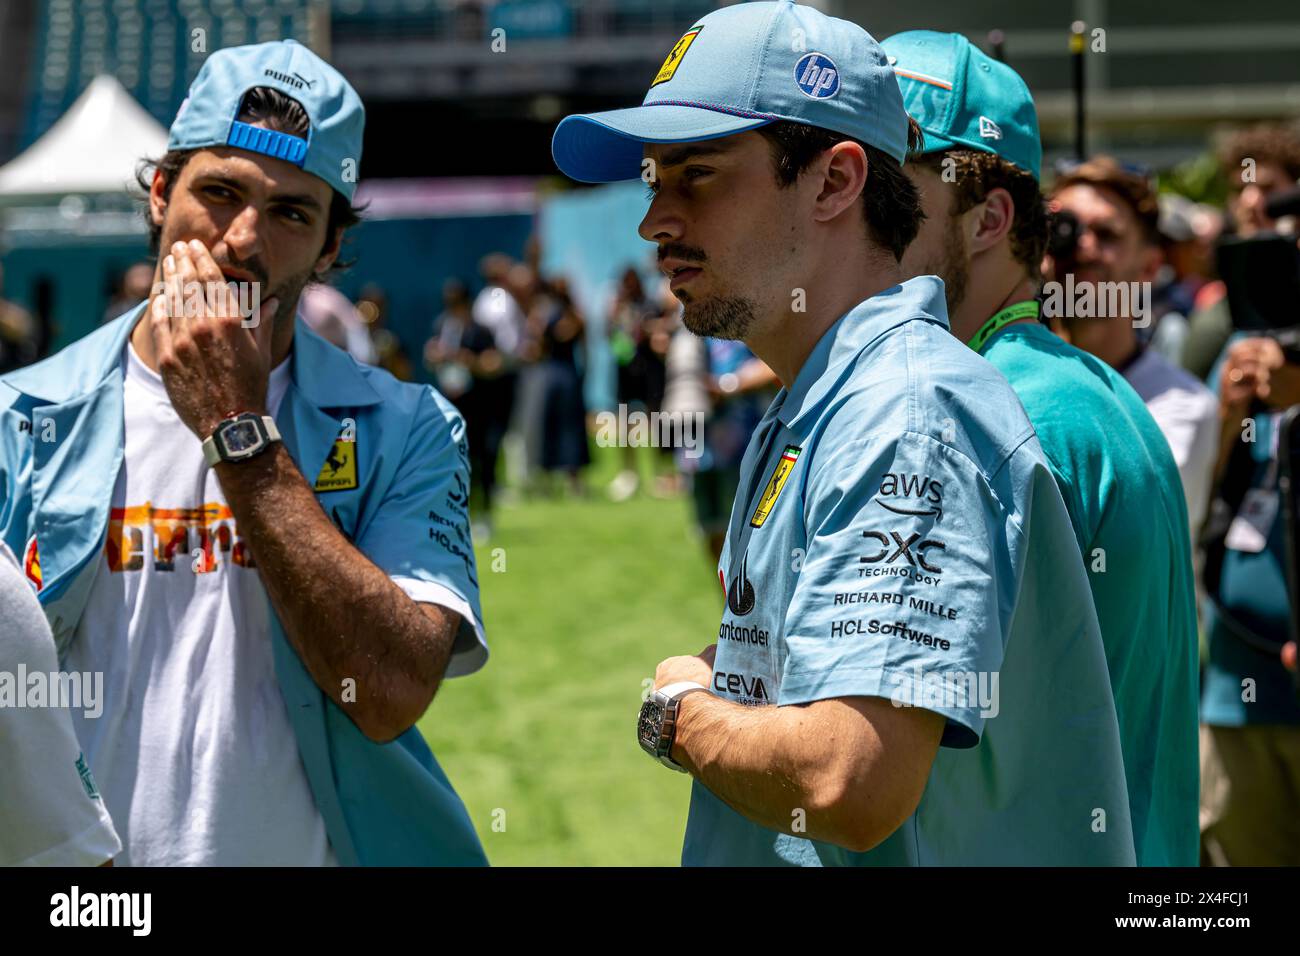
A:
[[558, 0, 1133, 864], [0, 40, 489, 865], [885, 30, 1199, 865]]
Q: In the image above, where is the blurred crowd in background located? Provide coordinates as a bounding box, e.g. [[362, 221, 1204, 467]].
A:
[[4, 120, 1289, 566], [4, 114, 1300, 866]]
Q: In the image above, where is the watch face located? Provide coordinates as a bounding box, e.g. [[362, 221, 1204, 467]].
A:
[[638, 700, 665, 751], [221, 420, 263, 456]]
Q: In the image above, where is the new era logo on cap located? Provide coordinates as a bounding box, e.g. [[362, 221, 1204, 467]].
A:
[[979, 115, 1003, 140], [795, 52, 840, 99]]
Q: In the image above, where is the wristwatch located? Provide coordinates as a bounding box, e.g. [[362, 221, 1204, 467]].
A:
[[201, 413, 282, 466], [638, 681, 709, 772]]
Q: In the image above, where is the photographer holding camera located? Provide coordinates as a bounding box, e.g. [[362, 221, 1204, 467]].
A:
[[1199, 312, 1300, 866], [1183, 125, 1300, 380], [1192, 123, 1300, 866]]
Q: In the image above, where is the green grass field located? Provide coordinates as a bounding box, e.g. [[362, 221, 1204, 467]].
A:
[[416, 451, 723, 865]]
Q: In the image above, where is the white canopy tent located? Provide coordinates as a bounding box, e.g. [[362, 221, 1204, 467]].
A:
[[0, 74, 168, 203]]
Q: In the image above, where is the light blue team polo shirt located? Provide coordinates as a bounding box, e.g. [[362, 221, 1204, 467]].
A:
[[681, 277, 1135, 866]]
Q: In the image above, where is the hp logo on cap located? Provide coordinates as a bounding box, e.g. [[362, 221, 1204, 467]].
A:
[[795, 52, 840, 99]]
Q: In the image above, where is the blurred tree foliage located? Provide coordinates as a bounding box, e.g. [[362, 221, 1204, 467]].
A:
[[1158, 152, 1226, 206]]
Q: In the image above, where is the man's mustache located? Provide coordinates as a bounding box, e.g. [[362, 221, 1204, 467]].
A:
[[657, 243, 708, 266], [213, 259, 269, 289]]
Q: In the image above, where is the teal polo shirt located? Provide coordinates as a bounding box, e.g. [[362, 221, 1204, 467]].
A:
[[681, 277, 1134, 866], [1202, 338, 1300, 729], [977, 319, 1200, 867]]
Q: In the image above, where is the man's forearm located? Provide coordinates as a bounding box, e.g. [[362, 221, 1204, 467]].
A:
[[672, 693, 864, 845], [216, 443, 456, 741]]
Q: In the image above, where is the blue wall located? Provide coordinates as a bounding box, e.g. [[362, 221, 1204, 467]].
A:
[[539, 180, 659, 412], [331, 214, 535, 382]]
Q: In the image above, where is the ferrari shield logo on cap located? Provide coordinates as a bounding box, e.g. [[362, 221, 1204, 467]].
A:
[[652, 26, 702, 87], [315, 435, 359, 493], [750, 445, 801, 528]]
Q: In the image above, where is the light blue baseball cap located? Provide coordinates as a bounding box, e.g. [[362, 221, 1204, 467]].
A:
[[551, 0, 911, 183], [167, 39, 365, 201], [881, 30, 1042, 181]]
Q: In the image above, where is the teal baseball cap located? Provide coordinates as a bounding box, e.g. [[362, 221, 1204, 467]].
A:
[[551, 0, 911, 183], [167, 39, 364, 201], [881, 30, 1041, 181]]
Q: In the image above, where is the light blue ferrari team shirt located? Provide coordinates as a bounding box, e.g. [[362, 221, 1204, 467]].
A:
[[0, 307, 489, 866], [681, 276, 1135, 866]]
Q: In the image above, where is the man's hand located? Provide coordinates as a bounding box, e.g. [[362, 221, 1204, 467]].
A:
[[1219, 336, 1300, 415], [654, 644, 716, 691], [150, 239, 280, 440]]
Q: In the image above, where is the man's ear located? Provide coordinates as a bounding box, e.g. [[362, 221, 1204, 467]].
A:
[[315, 225, 344, 276], [969, 187, 1015, 255], [813, 140, 868, 224], [149, 169, 168, 229]]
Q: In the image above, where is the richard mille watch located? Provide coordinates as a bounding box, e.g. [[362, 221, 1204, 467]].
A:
[[201, 412, 282, 466], [638, 681, 709, 771]]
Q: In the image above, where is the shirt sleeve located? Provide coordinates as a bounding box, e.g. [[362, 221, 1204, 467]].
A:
[[1145, 387, 1219, 534], [777, 430, 1013, 748], [0, 546, 122, 866], [355, 389, 488, 679]]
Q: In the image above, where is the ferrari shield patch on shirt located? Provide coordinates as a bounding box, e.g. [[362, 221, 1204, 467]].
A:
[[652, 26, 702, 86], [23, 534, 41, 591], [314, 436, 358, 492], [750, 445, 801, 528]]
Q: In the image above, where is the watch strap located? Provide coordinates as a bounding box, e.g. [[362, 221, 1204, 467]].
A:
[[657, 681, 709, 771], [659, 680, 708, 701]]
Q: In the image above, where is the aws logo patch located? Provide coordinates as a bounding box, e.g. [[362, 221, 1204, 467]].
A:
[[875, 472, 944, 521]]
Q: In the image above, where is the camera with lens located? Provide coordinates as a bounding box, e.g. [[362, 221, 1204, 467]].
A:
[[1216, 188, 1300, 344], [1046, 207, 1083, 270]]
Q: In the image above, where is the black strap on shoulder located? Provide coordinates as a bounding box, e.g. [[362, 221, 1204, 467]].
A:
[[1201, 401, 1288, 655]]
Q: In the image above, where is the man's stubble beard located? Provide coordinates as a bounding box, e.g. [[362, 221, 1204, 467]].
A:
[[658, 238, 764, 342], [273, 268, 316, 329], [937, 213, 971, 318], [677, 291, 761, 341], [157, 215, 315, 338]]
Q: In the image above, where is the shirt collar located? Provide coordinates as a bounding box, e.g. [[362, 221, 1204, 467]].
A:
[[776, 275, 949, 429], [289, 311, 382, 409], [2, 304, 144, 404]]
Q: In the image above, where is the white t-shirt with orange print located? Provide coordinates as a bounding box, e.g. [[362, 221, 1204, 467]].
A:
[[64, 343, 332, 866]]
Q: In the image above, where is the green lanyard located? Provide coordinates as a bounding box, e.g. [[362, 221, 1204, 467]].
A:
[[966, 300, 1040, 353]]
